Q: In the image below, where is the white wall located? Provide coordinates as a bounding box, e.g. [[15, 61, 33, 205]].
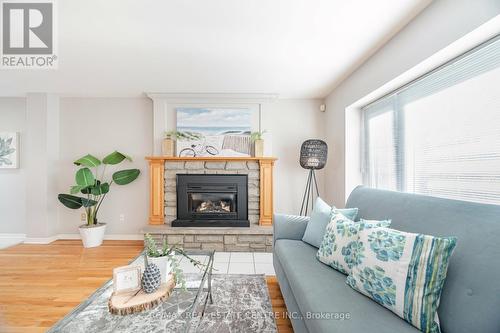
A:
[[324, 0, 500, 207], [262, 99, 326, 214], [25, 94, 61, 239], [58, 98, 153, 236], [0, 98, 26, 237]]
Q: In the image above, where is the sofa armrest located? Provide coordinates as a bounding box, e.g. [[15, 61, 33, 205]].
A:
[[273, 213, 310, 245]]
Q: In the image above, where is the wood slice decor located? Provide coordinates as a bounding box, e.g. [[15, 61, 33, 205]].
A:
[[108, 274, 175, 315]]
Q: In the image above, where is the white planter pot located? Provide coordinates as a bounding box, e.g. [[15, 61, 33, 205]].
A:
[[147, 256, 172, 283], [78, 223, 106, 248]]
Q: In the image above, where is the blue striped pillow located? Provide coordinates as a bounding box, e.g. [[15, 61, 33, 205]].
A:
[[346, 227, 457, 333]]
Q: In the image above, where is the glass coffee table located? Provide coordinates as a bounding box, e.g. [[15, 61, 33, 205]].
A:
[[48, 249, 215, 333]]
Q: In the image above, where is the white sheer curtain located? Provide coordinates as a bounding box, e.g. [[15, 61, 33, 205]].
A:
[[363, 35, 500, 204]]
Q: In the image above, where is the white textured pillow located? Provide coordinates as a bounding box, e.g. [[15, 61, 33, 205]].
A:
[[316, 215, 391, 275], [346, 227, 457, 333]]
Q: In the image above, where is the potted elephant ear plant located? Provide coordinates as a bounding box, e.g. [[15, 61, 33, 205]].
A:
[[58, 151, 140, 248]]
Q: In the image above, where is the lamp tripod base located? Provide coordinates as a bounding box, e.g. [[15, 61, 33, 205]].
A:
[[300, 169, 320, 216]]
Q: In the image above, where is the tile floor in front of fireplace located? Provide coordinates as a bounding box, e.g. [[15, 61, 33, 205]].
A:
[[178, 251, 275, 275]]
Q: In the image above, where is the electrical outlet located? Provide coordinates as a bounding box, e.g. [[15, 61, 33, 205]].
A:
[[80, 213, 86, 221], [119, 214, 125, 222]]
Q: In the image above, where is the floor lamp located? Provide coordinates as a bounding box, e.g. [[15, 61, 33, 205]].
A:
[[299, 139, 328, 216]]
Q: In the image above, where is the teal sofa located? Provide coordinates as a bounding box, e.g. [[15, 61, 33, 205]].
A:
[[273, 186, 500, 333]]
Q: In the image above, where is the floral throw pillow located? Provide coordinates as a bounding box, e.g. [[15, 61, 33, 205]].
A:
[[316, 215, 391, 275], [346, 227, 457, 333]]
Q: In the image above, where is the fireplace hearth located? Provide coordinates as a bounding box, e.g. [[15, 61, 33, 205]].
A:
[[173, 174, 249, 227]]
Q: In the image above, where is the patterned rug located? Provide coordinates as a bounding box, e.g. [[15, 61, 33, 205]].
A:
[[48, 274, 277, 333]]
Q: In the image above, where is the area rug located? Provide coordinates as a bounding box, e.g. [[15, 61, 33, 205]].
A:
[[48, 274, 277, 333]]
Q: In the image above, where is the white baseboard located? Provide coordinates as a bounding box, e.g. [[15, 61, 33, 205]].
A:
[[0, 233, 26, 249], [56, 233, 81, 240], [57, 233, 144, 241], [0, 233, 144, 246], [24, 235, 60, 244]]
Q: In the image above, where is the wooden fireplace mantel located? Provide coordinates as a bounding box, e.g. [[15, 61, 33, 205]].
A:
[[146, 156, 277, 226]]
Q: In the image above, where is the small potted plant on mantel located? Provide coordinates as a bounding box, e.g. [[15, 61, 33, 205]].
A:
[[251, 130, 267, 157], [57, 151, 140, 248], [163, 130, 204, 156]]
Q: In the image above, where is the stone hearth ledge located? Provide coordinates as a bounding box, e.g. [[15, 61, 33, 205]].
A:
[[142, 224, 274, 252]]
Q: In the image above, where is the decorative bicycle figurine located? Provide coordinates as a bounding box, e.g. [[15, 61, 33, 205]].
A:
[[179, 141, 219, 157]]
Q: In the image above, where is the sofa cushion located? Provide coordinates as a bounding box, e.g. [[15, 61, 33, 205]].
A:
[[274, 239, 419, 333], [302, 197, 358, 248], [316, 215, 391, 274], [347, 227, 457, 333], [346, 186, 500, 333]]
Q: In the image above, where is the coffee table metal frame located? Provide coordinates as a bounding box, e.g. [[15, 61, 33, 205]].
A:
[[173, 249, 215, 332]]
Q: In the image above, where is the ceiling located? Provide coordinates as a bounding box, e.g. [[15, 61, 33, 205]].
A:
[[0, 0, 430, 98]]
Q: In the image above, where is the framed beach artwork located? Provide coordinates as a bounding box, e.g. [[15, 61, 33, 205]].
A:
[[175, 107, 258, 157], [0, 132, 19, 169]]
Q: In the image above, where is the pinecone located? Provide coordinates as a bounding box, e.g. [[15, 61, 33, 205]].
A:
[[142, 263, 161, 293]]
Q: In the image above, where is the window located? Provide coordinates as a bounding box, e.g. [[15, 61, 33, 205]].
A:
[[363, 35, 500, 204]]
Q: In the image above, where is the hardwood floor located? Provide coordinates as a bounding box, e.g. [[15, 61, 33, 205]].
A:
[[266, 276, 294, 333], [0, 240, 293, 333]]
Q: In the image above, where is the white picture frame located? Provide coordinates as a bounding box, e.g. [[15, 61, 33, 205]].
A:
[[113, 265, 142, 294], [0, 132, 19, 169]]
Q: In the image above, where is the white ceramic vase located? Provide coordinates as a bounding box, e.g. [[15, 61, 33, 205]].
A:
[[147, 255, 172, 283], [78, 223, 106, 248]]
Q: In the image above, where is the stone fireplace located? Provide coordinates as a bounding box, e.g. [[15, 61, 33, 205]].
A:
[[143, 93, 279, 251], [144, 156, 277, 252]]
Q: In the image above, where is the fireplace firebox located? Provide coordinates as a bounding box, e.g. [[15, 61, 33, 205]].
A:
[[172, 174, 249, 227]]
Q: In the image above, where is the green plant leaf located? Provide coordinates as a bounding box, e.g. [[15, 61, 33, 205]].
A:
[[80, 180, 99, 194], [74, 154, 101, 167], [112, 169, 140, 185], [103, 151, 132, 165], [58, 194, 84, 209], [58, 194, 98, 209], [75, 167, 95, 187], [91, 182, 110, 195], [81, 197, 98, 207], [70, 185, 87, 194], [250, 130, 267, 142]]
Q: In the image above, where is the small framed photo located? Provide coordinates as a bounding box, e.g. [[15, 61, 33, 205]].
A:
[[113, 265, 142, 294]]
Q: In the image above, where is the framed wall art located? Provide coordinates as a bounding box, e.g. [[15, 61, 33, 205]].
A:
[[175, 107, 255, 157], [0, 132, 19, 169]]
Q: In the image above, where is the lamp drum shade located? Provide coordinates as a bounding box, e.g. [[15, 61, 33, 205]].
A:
[[300, 139, 328, 170]]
